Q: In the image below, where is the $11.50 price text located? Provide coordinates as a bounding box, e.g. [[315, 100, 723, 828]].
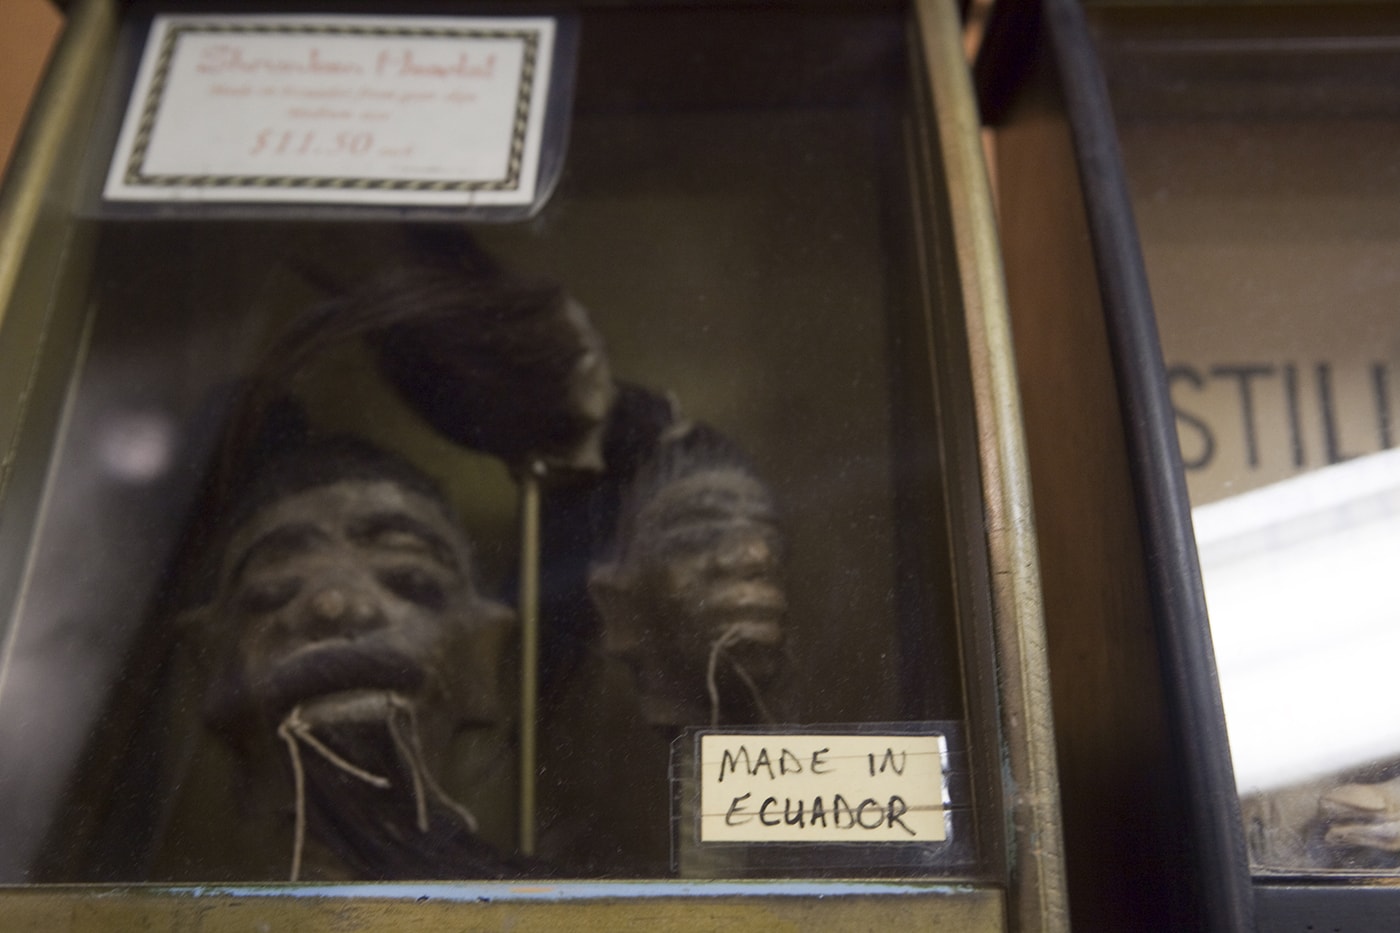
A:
[[248, 129, 376, 157]]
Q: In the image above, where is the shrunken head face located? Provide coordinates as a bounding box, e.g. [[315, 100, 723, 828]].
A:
[[589, 441, 787, 726], [199, 444, 509, 731]]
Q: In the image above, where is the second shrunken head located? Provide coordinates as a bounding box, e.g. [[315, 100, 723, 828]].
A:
[[588, 426, 788, 727]]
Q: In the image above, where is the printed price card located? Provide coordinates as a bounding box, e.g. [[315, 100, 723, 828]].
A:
[[698, 732, 949, 844], [105, 15, 557, 206]]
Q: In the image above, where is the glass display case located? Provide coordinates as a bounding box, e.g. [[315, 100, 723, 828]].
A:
[[983, 0, 1400, 929], [0, 0, 1065, 929], [1100, 2, 1400, 874]]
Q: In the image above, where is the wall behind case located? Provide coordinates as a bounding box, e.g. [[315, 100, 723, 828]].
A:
[[0, 0, 63, 177]]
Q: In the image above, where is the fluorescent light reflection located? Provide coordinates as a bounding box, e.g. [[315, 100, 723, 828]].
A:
[[1194, 446, 1400, 793]]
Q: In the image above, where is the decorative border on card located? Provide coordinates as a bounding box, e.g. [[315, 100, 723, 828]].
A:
[[104, 16, 558, 206]]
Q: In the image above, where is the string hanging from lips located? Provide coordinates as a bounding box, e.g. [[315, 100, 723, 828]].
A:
[[276, 692, 479, 882], [706, 621, 777, 729]]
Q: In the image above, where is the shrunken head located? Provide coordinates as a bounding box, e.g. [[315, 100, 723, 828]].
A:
[[588, 427, 787, 726], [195, 437, 510, 734]]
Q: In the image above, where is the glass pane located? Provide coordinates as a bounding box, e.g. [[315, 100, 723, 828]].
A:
[[1099, 9, 1400, 874], [0, 3, 986, 885]]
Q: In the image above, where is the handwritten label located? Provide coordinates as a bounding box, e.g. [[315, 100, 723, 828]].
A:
[[104, 15, 557, 206], [698, 733, 948, 843]]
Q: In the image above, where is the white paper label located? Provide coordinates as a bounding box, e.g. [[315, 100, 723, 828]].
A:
[[698, 733, 949, 843], [104, 15, 556, 206]]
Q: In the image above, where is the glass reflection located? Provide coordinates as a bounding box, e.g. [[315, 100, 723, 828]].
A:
[[1102, 18, 1400, 872], [1194, 449, 1400, 867]]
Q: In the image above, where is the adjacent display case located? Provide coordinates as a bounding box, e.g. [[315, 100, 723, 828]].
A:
[[0, 1, 1066, 929], [983, 1, 1400, 929]]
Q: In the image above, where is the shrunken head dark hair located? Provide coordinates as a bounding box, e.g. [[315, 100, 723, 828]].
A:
[[223, 432, 455, 538], [369, 267, 604, 467], [219, 254, 606, 487]]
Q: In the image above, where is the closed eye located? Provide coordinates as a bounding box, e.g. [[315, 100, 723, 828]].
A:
[[234, 578, 301, 615], [350, 513, 459, 574], [229, 523, 327, 586], [378, 567, 447, 611]]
